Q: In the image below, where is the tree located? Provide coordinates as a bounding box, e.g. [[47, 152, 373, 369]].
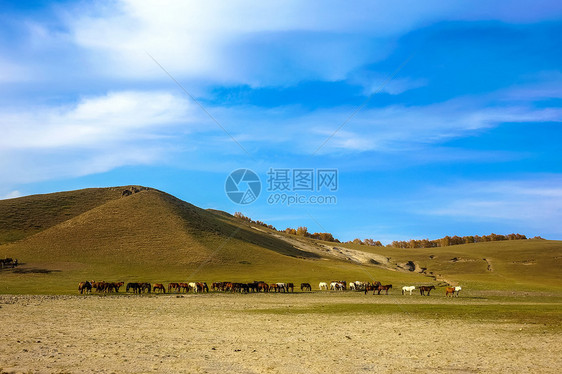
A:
[[296, 226, 308, 236]]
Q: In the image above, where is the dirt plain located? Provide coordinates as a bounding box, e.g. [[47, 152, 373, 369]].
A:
[[0, 292, 560, 374]]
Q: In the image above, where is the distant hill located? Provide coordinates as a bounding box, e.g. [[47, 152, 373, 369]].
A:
[[0, 186, 560, 294]]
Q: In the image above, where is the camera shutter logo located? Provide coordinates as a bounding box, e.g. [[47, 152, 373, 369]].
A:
[[225, 169, 261, 204]]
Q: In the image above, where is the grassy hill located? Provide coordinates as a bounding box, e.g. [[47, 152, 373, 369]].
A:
[[0, 186, 560, 294], [0, 187, 425, 293], [345, 238, 562, 292]]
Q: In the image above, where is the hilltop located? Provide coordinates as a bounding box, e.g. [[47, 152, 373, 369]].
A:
[[0, 186, 560, 294]]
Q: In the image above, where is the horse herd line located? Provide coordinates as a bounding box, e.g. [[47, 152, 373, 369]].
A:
[[78, 280, 462, 297]]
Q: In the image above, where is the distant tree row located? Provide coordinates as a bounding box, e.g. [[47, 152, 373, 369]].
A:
[[342, 233, 534, 248], [284, 226, 340, 243], [386, 233, 530, 249], [233, 212, 277, 231], [233, 212, 541, 248]]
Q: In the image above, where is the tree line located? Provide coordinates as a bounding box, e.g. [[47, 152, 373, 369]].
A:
[[234, 212, 541, 248]]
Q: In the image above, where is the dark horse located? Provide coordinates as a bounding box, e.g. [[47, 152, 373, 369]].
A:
[[376, 284, 392, 295], [300, 283, 312, 291], [126, 282, 141, 294], [78, 281, 92, 294], [140, 283, 151, 293], [364, 281, 382, 295], [419, 285, 435, 296]]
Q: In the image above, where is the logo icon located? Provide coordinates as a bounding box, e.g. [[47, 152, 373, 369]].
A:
[[225, 169, 261, 204]]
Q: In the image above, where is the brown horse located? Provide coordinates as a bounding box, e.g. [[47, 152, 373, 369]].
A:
[[92, 281, 106, 293], [153, 284, 166, 293], [78, 281, 92, 294], [257, 282, 269, 292], [168, 283, 181, 293], [300, 283, 312, 291], [419, 285, 435, 296], [196, 282, 209, 293], [376, 284, 392, 295], [363, 281, 382, 294]]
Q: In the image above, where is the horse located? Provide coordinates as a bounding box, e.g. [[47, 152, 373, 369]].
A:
[[153, 283, 166, 293], [113, 282, 124, 292], [78, 281, 92, 294], [140, 282, 151, 293], [363, 281, 382, 294], [126, 282, 141, 293], [197, 282, 209, 293], [331, 280, 346, 290], [276, 283, 286, 293], [446, 286, 462, 297], [353, 281, 366, 291], [92, 281, 107, 293], [402, 286, 415, 295], [286, 283, 294, 292], [168, 283, 181, 293], [349, 283, 356, 290], [330, 281, 345, 291], [179, 282, 190, 293], [377, 284, 392, 295], [188, 282, 198, 293], [300, 283, 312, 291], [257, 282, 269, 292], [419, 285, 435, 296], [319, 282, 328, 290]]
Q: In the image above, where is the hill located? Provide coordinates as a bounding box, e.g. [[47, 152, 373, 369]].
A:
[[0, 186, 560, 294], [0, 186, 425, 293]]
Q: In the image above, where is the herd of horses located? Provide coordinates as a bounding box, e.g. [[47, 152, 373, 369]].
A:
[[78, 279, 462, 296], [0, 258, 19, 269]]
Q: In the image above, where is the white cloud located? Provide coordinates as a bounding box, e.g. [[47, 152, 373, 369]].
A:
[[0, 91, 193, 150], [0, 90, 202, 184], [305, 100, 562, 153], [418, 176, 562, 234], [26, 0, 558, 86]]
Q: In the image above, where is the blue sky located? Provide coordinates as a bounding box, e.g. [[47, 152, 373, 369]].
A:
[[1, 0, 561, 242]]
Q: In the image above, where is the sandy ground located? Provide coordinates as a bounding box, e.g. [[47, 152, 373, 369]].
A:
[[0, 293, 560, 374]]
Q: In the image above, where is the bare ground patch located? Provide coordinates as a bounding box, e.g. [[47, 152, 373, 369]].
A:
[[0, 293, 560, 373]]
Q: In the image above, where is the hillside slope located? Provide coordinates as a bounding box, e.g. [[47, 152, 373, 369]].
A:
[[0, 187, 428, 293]]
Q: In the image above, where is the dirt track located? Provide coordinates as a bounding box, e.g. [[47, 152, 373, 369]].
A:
[[0, 293, 560, 373]]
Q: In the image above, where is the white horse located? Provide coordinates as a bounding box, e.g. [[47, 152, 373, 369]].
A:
[[188, 282, 198, 293], [349, 283, 356, 290], [454, 286, 462, 296], [319, 282, 328, 290], [330, 282, 345, 291], [402, 286, 416, 295]]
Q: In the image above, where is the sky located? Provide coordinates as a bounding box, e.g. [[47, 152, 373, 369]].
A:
[[1, 0, 561, 242]]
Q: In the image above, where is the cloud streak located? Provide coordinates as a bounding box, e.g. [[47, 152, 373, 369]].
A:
[[418, 176, 562, 234]]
